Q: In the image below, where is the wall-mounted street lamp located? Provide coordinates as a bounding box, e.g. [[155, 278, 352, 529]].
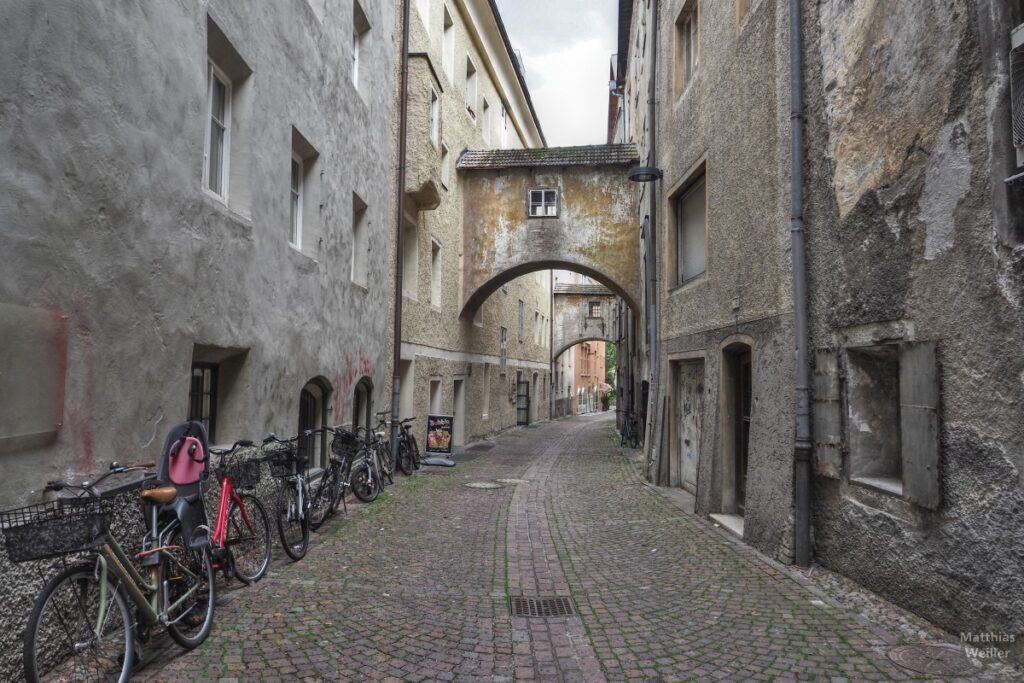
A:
[[627, 166, 663, 183]]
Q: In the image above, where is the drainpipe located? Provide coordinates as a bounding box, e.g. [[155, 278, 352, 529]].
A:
[[644, 0, 661, 479], [549, 270, 554, 420], [789, 0, 812, 568], [391, 0, 411, 465]]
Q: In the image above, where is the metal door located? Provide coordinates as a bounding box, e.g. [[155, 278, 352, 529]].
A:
[[516, 381, 530, 425]]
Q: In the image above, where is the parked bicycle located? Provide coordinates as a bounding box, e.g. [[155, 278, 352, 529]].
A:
[[262, 432, 310, 561], [349, 424, 387, 504], [620, 411, 642, 448], [370, 412, 396, 485], [3, 423, 217, 682], [208, 439, 272, 583], [395, 416, 420, 475], [305, 425, 360, 530]]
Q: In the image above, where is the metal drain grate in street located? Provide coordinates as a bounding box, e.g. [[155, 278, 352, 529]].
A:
[[510, 596, 575, 618], [886, 644, 979, 676]]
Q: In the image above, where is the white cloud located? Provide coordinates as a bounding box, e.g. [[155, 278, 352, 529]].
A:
[[525, 38, 611, 146]]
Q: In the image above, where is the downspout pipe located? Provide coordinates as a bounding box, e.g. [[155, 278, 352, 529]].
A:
[[645, 0, 660, 479], [391, 0, 411, 466], [789, 0, 812, 568]]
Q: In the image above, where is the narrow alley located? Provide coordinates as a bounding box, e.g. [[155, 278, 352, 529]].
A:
[[133, 414, 1014, 682]]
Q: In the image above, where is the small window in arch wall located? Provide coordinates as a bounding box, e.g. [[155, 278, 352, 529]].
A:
[[528, 188, 558, 217]]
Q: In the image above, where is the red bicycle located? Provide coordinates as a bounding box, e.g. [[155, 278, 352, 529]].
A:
[[208, 439, 272, 584]]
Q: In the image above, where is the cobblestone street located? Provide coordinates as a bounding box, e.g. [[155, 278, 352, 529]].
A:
[[135, 414, 1020, 682]]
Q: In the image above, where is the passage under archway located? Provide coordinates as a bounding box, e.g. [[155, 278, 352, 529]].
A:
[[457, 144, 640, 320]]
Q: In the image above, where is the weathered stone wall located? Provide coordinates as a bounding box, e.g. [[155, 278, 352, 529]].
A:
[[553, 292, 619, 358], [0, 0, 399, 677], [803, 0, 1024, 644], [460, 165, 641, 314], [400, 0, 551, 443], [623, 0, 797, 561]]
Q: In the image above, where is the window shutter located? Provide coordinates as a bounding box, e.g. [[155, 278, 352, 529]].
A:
[[812, 350, 842, 478], [900, 341, 940, 509]]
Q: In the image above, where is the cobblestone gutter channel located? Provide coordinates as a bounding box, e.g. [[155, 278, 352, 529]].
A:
[[123, 413, 1021, 681]]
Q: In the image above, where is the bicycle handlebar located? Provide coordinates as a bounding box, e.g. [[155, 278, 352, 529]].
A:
[[45, 463, 155, 497]]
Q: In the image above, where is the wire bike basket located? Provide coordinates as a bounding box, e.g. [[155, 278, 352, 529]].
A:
[[263, 444, 306, 478], [218, 447, 263, 489], [0, 497, 113, 563], [330, 429, 361, 459]]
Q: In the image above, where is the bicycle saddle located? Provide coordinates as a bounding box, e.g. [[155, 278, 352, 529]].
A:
[[139, 486, 177, 504]]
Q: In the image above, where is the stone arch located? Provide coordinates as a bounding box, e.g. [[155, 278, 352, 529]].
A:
[[298, 376, 333, 469], [352, 376, 373, 432], [552, 335, 616, 362], [460, 260, 638, 320]]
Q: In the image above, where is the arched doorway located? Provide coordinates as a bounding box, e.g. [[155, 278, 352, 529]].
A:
[[352, 377, 373, 434], [298, 377, 332, 470]]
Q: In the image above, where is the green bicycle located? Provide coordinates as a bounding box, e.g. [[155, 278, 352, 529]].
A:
[[1, 461, 216, 682]]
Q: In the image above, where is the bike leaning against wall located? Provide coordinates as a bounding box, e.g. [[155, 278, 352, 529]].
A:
[[0, 421, 217, 683]]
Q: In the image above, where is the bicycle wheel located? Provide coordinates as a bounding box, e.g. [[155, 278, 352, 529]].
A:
[[350, 461, 380, 503], [24, 562, 133, 683], [166, 529, 216, 649], [409, 435, 421, 469], [396, 440, 414, 476], [228, 493, 271, 584], [276, 481, 309, 561], [308, 466, 338, 531], [378, 446, 394, 485]]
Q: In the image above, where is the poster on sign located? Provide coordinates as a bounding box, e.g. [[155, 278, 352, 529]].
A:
[[426, 414, 454, 455]]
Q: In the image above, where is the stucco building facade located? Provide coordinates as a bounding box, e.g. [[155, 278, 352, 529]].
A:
[[0, 0, 400, 504], [0, 0, 401, 676], [618, 0, 1024, 645], [398, 0, 552, 446]]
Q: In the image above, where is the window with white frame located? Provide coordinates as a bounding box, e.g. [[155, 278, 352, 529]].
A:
[[430, 88, 440, 145], [353, 1, 370, 93], [465, 58, 478, 117], [205, 64, 231, 198], [529, 188, 558, 217], [430, 239, 442, 307], [204, 17, 252, 212], [440, 142, 450, 189], [442, 5, 455, 80], [290, 155, 303, 248], [675, 169, 706, 283], [290, 127, 319, 253]]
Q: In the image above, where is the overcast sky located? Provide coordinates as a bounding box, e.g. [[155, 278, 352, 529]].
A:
[[495, 0, 618, 147]]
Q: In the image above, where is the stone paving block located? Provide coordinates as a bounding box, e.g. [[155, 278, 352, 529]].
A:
[[131, 414, 1022, 683]]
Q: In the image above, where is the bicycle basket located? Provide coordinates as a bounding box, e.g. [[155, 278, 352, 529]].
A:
[[221, 456, 262, 490], [330, 429, 361, 458], [263, 444, 305, 478], [0, 498, 112, 563]]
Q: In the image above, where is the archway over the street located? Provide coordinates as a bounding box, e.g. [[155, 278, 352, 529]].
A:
[[552, 283, 620, 358], [457, 144, 640, 320]]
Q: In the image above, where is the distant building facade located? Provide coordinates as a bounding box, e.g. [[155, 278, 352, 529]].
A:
[[399, 0, 551, 445]]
